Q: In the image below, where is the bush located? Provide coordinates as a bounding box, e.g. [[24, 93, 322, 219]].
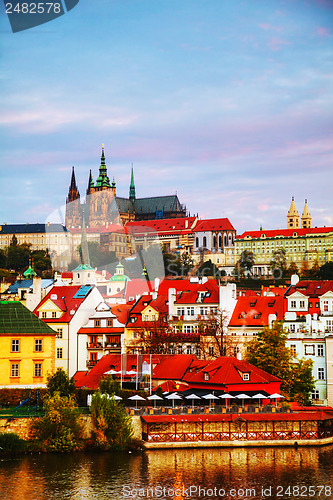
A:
[[90, 391, 133, 450], [0, 432, 26, 454], [31, 392, 84, 452], [47, 368, 76, 397]]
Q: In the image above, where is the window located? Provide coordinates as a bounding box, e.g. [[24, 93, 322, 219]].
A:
[[178, 345, 183, 355], [143, 315, 149, 321], [34, 363, 42, 377], [177, 308, 185, 316], [290, 300, 296, 309], [208, 346, 214, 356], [289, 324, 295, 333], [318, 368, 325, 380], [323, 301, 329, 312], [317, 345, 324, 357], [326, 320, 333, 333], [11, 363, 19, 377], [42, 311, 47, 318], [34, 339, 43, 352], [11, 339, 20, 352], [52, 311, 57, 318], [57, 347, 63, 359], [290, 344, 296, 357], [300, 301, 305, 309], [234, 346, 240, 356], [242, 373, 250, 381], [305, 345, 315, 355], [186, 345, 192, 354], [311, 389, 320, 401], [187, 307, 194, 316], [57, 328, 63, 339], [107, 319, 113, 327], [94, 320, 101, 327], [204, 372, 209, 381]]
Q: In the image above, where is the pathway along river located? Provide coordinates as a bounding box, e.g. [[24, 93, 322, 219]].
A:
[[1, 446, 333, 499]]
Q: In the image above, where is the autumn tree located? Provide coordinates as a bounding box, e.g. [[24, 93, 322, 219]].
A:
[[31, 392, 83, 452], [245, 322, 315, 404], [270, 249, 287, 279], [199, 308, 238, 359], [90, 391, 133, 450]]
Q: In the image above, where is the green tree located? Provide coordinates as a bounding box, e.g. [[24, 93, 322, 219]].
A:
[[90, 391, 133, 450], [0, 249, 6, 268], [47, 368, 76, 397], [286, 261, 299, 278], [31, 392, 83, 452], [245, 322, 315, 403], [240, 250, 255, 276], [270, 249, 287, 279], [318, 261, 333, 280], [197, 259, 225, 278], [99, 375, 121, 396], [31, 249, 52, 275], [6, 242, 31, 272]]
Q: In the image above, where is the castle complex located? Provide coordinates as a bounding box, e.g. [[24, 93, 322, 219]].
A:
[[65, 146, 187, 229]]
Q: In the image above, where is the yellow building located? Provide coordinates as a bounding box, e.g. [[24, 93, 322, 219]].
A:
[[231, 200, 332, 276], [0, 301, 56, 388]]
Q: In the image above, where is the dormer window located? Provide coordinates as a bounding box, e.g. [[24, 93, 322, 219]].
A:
[[242, 373, 250, 381], [204, 372, 209, 381]]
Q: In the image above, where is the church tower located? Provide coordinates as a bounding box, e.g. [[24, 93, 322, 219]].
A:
[[86, 145, 119, 228], [65, 166, 82, 228], [301, 199, 311, 228], [129, 165, 136, 203], [287, 197, 300, 229]]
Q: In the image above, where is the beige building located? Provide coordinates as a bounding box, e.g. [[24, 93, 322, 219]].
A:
[[231, 200, 332, 276]]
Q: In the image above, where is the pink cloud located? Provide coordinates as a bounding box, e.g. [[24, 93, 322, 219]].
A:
[[317, 27, 331, 37], [268, 37, 291, 51], [259, 23, 283, 32]]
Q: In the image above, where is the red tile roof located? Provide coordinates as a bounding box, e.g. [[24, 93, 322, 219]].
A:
[[238, 226, 333, 239], [194, 218, 235, 232], [285, 280, 333, 298], [74, 353, 165, 389], [153, 354, 198, 381], [126, 217, 196, 236], [229, 295, 284, 327], [33, 285, 93, 323]]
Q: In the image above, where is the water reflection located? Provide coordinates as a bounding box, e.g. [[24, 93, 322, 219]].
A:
[[0, 446, 332, 499]]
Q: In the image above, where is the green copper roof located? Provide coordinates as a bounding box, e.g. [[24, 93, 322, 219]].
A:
[[23, 262, 37, 279], [72, 264, 95, 271], [0, 301, 56, 334], [110, 274, 131, 282]]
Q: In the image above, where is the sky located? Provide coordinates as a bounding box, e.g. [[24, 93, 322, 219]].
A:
[[0, 0, 332, 234]]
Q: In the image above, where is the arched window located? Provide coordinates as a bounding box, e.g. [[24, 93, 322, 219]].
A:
[[195, 237, 199, 248], [203, 236, 207, 248], [213, 235, 217, 248], [224, 234, 227, 247], [219, 235, 222, 248]]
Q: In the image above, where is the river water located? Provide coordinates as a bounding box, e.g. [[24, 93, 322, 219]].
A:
[[1, 446, 333, 499]]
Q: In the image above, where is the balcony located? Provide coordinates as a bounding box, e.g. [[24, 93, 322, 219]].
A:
[[86, 359, 98, 368], [321, 310, 333, 317], [88, 342, 103, 349]]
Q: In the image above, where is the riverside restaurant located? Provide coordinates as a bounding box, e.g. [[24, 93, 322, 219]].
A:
[[141, 410, 333, 447]]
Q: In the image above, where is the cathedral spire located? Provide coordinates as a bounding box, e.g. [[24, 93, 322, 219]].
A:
[[86, 169, 93, 195], [129, 164, 136, 203], [66, 166, 80, 203], [301, 199, 311, 228], [95, 144, 111, 189], [287, 196, 300, 229]]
